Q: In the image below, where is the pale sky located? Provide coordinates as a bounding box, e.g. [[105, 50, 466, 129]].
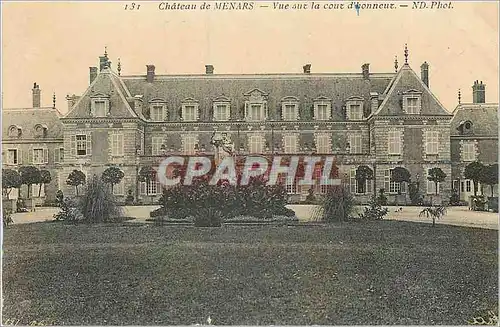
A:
[[2, 1, 499, 113]]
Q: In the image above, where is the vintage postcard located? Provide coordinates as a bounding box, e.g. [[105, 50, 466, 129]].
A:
[[1, 0, 498, 325]]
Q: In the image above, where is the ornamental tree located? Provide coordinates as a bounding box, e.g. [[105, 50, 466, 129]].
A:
[[38, 169, 52, 197], [427, 167, 447, 195], [355, 165, 374, 194], [480, 164, 498, 197], [2, 169, 21, 197], [67, 170, 86, 196], [101, 166, 125, 193], [19, 166, 41, 198], [464, 161, 485, 196]]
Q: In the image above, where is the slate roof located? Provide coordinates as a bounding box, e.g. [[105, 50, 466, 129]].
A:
[[2, 107, 64, 140], [374, 64, 451, 116], [450, 103, 499, 136]]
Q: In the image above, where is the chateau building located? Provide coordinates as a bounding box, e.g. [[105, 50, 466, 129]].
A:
[[2, 47, 498, 205]]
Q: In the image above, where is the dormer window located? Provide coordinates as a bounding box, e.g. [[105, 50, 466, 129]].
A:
[[313, 97, 331, 120], [346, 96, 364, 120], [149, 99, 167, 122], [213, 96, 231, 121], [458, 120, 474, 135], [8, 125, 22, 138], [34, 124, 47, 138], [181, 98, 199, 122], [281, 97, 299, 121], [244, 89, 268, 122], [90, 93, 110, 117], [402, 90, 422, 114]]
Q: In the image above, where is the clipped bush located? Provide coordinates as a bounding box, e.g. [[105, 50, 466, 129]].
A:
[[78, 175, 123, 223], [377, 188, 388, 206], [449, 191, 460, 206], [359, 196, 389, 221]]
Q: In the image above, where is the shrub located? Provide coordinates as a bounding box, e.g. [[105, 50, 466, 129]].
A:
[[470, 195, 488, 211], [3, 208, 13, 227], [449, 191, 460, 206], [53, 197, 83, 222], [377, 188, 388, 206], [304, 188, 316, 204], [125, 189, 135, 205], [359, 196, 389, 221], [55, 190, 64, 206], [409, 182, 423, 206], [78, 175, 123, 223], [315, 186, 355, 223]]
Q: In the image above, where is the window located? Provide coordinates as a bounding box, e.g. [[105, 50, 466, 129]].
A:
[[385, 169, 406, 194], [152, 137, 164, 156], [111, 133, 124, 156], [350, 167, 373, 194], [406, 97, 419, 114], [248, 104, 264, 121], [183, 105, 197, 121], [8, 125, 21, 138], [76, 134, 88, 156], [350, 134, 362, 154], [426, 169, 441, 194], [248, 135, 264, 154], [140, 180, 160, 195], [283, 134, 298, 154], [94, 101, 106, 117], [388, 131, 402, 155], [33, 148, 46, 164], [214, 104, 229, 121], [462, 142, 475, 161], [466, 180, 471, 192], [150, 105, 164, 121], [315, 103, 330, 120], [6, 149, 18, 164], [461, 181, 465, 193], [54, 147, 64, 163], [348, 104, 363, 120], [282, 103, 298, 121], [425, 131, 439, 155], [286, 179, 298, 194], [182, 135, 198, 155], [113, 178, 125, 195], [452, 180, 459, 192], [315, 134, 331, 154]]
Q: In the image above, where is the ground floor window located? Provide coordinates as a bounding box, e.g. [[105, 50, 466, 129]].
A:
[[113, 179, 125, 195], [140, 181, 160, 195], [384, 169, 406, 194]]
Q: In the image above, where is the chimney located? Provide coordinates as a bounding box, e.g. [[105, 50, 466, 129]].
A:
[[303, 64, 311, 74], [146, 65, 155, 83], [362, 63, 370, 80], [32, 83, 41, 108], [472, 80, 486, 104], [66, 94, 80, 111], [421, 61, 429, 87], [99, 56, 107, 71], [205, 65, 214, 75], [89, 67, 98, 85]]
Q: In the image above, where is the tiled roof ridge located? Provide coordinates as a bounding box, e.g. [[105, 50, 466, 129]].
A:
[[120, 72, 396, 79], [3, 107, 55, 111]]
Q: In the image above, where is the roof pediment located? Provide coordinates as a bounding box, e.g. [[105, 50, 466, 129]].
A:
[[149, 97, 166, 103], [281, 96, 300, 102], [314, 95, 331, 102], [244, 88, 269, 97], [213, 95, 231, 102], [402, 89, 423, 95], [181, 97, 199, 103], [346, 96, 364, 101], [90, 92, 110, 98]]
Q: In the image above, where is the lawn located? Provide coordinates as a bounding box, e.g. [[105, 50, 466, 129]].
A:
[[2, 221, 498, 325]]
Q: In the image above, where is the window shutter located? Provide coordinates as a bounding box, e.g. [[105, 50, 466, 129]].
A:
[[140, 182, 146, 195], [225, 104, 230, 121], [87, 132, 92, 155], [295, 104, 299, 120], [401, 182, 407, 193], [245, 102, 249, 120], [70, 135, 76, 156], [54, 148, 59, 163], [399, 131, 403, 154], [28, 147, 33, 164], [43, 148, 49, 164], [163, 106, 168, 121], [195, 105, 199, 121], [264, 103, 268, 120], [417, 97, 421, 114], [313, 105, 318, 120], [18, 149, 22, 164], [384, 169, 390, 191]]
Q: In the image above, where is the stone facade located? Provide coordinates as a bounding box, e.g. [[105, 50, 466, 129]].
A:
[[3, 51, 497, 205]]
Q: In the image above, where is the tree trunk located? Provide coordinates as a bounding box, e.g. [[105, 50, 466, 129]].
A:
[[27, 184, 31, 198], [432, 217, 435, 227], [75, 185, 79, 196], [491, 185, 494, 197], [473, 182, 478, 196], [39, 183, 43, 197]]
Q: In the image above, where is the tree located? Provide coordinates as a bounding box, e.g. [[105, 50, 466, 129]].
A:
[[19, 166, 41, 198], [464, 161, 485, 196], [427, 167, 447, 195], [67, 170, 86, 196], [419, 205, 447, 227], [481, 164, 498, 197], [38, 169, 52, 197], [101, 166, 125, 193], [2, 169, 21, 197], [355, 165, 373, 194]]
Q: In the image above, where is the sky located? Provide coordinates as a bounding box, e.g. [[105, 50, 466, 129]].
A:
[[1, 1, 499, 113]]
